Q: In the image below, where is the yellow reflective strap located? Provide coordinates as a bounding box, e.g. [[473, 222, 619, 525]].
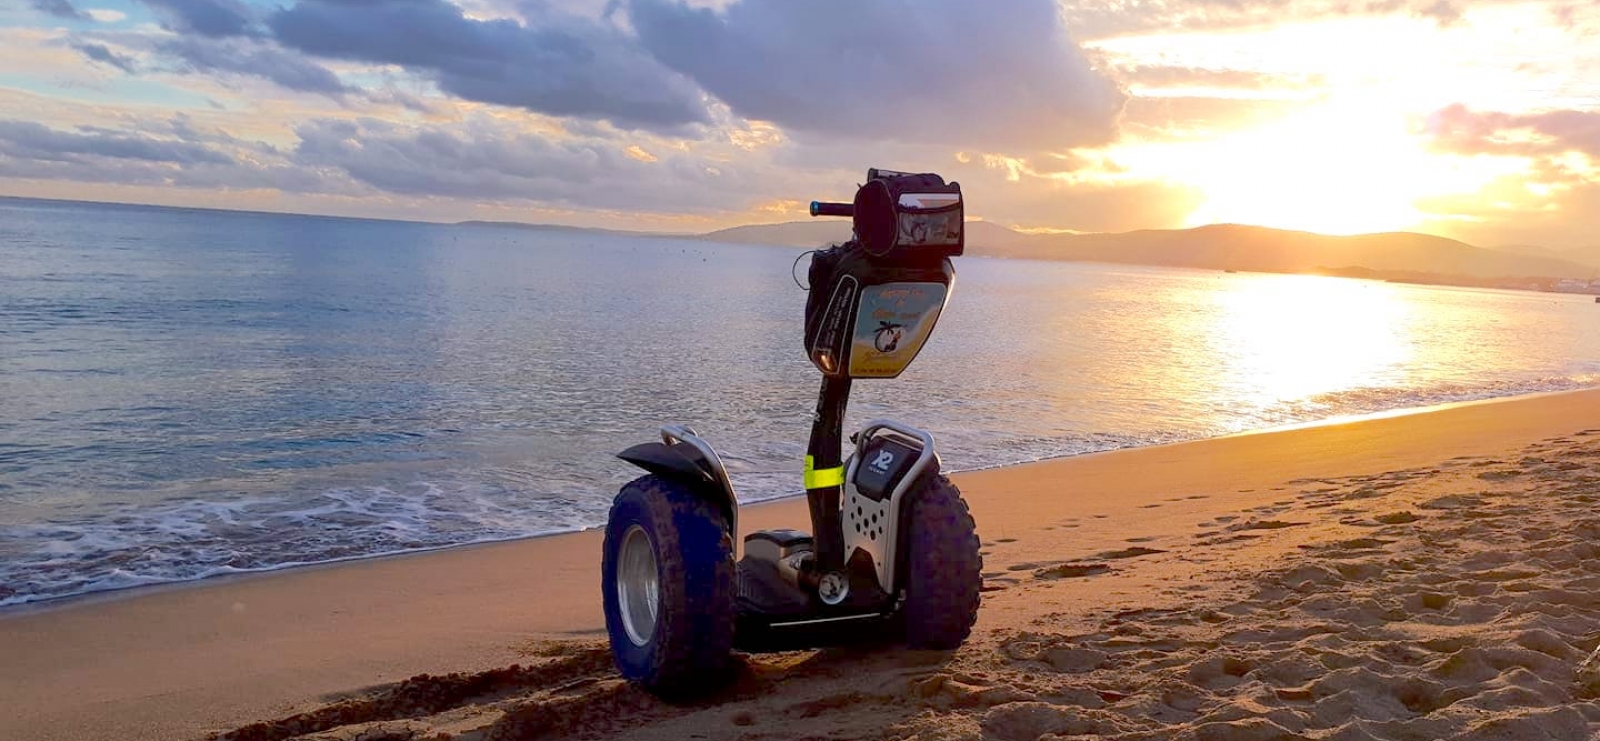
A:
[[803, 455, 845, 489]]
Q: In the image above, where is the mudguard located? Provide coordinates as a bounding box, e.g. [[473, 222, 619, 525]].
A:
[[618, 430, 738, 536]]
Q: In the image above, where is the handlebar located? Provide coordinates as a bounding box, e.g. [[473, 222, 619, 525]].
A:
[[809, 201, 854, 218]]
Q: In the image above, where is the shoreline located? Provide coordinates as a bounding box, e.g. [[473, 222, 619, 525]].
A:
[[6, 384, 1595, 618], [6, 387, 1600, 741]]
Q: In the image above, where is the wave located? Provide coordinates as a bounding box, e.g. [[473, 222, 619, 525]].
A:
[[4, 374, 1595, 609]]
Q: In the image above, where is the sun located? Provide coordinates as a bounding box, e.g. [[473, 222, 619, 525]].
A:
[[1108, 98, 1526, 235]]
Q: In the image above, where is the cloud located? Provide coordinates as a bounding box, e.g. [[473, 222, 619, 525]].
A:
[[156, 36, 348, 95], [624, 0, 1123, 152], [138, 0, 260, 37], [288, 116, 816, 211], [72, 41, 137, 73], [1414, 104, 1600, 252], [1426, 104, 1600, 158], [1058, 0, 1524, 39], [1115, 65, 1324, 93], [30, 0, 88, 20], [0, 119, 234, 166], [0, 117, 347, 193], [268, 0, 709, 131]]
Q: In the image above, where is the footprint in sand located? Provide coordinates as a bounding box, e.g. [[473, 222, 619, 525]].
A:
[[1421, 494, 1483, 510], [1097, 547, 1167, 560], [1034, 563, 1111, 579], [1228, 519, 1307, 531], [1375, 511, 1421, 524]]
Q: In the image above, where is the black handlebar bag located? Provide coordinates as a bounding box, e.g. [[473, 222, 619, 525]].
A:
[[853, 169, 964, 259], [803, 169, 961, 379]]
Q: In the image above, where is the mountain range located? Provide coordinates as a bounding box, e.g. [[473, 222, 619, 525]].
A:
[[691, 220, 1600, 287]]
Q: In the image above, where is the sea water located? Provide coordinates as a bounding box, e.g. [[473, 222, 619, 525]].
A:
[[2, 196, 1598, 606]]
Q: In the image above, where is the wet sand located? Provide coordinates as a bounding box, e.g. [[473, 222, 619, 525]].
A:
[[5, 389, 1600, 740]]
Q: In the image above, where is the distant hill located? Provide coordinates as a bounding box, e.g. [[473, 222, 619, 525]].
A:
[[698, 219, 1032, 252], [453, 216, 1598, 287], [697, 220, 1599, 282], [1492, 242, 1600, 271], [1006, 224, 1598, 281], [457, 220, 660, 238]]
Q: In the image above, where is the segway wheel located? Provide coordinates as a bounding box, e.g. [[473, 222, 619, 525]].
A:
[[601, 474, 736, 697], [902, 474, 982, 649]]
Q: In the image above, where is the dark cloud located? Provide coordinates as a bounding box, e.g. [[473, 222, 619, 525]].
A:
[[138, 0, 260, 37], [73, 42, 138, 73], [362, 86, 437, 115], [156, 36, 348, 95], [0, 118, 345, 193], [268, 0, 708, 131], [1425, 104, 1600, 158], [30, 0, 88, 20], [624, 0, 1123, 152], [0, 119, 234, 166]]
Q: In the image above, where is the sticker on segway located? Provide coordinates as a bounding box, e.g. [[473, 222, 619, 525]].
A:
[[848, 282, 947, 378], [870, 449, 895, 473]]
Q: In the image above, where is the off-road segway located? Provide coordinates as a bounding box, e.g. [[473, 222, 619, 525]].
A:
[[600, 168, 982, 697]]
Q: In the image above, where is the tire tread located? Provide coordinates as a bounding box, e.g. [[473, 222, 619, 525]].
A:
[[602, 475, 736, 696], [902, 474, 982, 649]]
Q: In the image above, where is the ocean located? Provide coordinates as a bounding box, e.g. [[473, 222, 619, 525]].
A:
[[2, 196, 1598, 607]]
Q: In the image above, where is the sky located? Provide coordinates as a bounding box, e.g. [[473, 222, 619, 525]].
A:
[[1, 0, 1597, 251]]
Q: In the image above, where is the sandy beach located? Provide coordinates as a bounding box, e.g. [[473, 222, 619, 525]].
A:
[[6, 389, 1600, 741]]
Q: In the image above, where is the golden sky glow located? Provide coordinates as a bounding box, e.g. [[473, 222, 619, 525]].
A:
[[1106, 99, 1529, 235], [1074, 3, 1600, 242]]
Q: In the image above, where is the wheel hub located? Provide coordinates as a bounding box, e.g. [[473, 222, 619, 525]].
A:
[[617, 525, 660, 647]]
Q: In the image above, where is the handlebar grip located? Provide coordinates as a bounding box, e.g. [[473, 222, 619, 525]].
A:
[[809, 201, 854, 218]]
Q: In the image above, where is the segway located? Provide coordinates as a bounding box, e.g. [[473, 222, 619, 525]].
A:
[[600, 168, 982, 697]]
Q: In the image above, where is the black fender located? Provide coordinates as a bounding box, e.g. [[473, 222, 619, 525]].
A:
[[618, 442, 738, 536]]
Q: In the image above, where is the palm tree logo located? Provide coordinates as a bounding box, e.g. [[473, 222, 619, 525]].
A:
[[873, 321, 904, 352]]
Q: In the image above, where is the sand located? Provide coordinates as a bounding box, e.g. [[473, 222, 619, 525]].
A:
[[6, 390, 1600, 740]]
